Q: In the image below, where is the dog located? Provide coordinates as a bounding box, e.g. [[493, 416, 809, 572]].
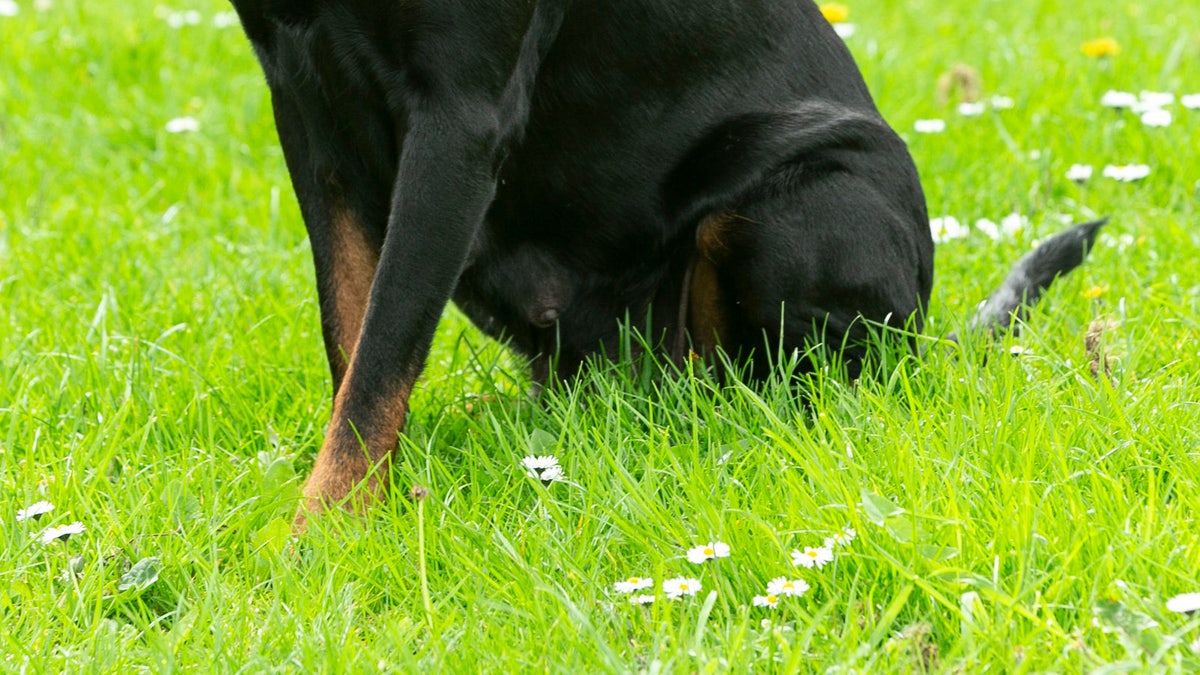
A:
[[227, 0, 1102, 522]]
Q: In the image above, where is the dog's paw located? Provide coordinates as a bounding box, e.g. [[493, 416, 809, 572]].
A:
[[292, 457, 387, 533]]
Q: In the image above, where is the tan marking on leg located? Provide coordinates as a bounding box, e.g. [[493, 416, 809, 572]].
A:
[[297, 365, 412, 529], [688, 255, 730, 356], [328, 209, 380, 382]]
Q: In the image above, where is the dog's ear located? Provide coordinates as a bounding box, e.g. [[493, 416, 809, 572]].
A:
[[663, 101, 902, 227]]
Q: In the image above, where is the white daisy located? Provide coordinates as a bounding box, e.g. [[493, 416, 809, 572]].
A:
[[164, 9, 202, 28], [913, 119, 946, 134], [1182, 94, 1200, 110], [989, 95, 1015, 110], [16, 500, 54, 522], [1066, 164, 1094, 182], [930, 216, 969, 244], [686, 541, 731, 564], [629, 594, 656, 605], [614, 576, 654, 594], [1139, 91, 1175, 108], [974, 218, 1000, 241], [824, 527, 857, 548], [792, 545, 834, 569], [663, 577, 702, 599], [165, 116, 200, 133], [528, 464, 564, 484], [957, 101, 986, 117], [212, 11, 239, 28], [833, 23, 856, 39], [1102, 164, 1151, 182], [1100, 90, 1138, 109], [752, 594, 779, 608], [766, 577, 811, 597], [1166, 593, 1200, 614], [999, 212, 1029, 237], [1140, 108, 1172, 127], [0, 0, 18, 17], [521, 455, 559, 471], [40, 521, 85, 545]]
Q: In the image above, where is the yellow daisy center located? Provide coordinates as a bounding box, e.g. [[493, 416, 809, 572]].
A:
[[704, 547, 715, 556]]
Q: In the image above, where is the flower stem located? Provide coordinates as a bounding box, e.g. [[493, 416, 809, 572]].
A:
[[414, 487, 434, 633]]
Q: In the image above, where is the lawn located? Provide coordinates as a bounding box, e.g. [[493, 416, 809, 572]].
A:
[[2, 0, 1199, 671]]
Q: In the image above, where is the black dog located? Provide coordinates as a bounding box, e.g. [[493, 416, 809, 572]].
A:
[[228, 1, 1101, 521]]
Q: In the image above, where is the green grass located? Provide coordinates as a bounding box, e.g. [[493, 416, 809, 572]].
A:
[[3, 0, 1200, 671]]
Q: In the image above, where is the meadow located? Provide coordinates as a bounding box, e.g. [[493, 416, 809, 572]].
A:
[[2, 0, 1199, 671]]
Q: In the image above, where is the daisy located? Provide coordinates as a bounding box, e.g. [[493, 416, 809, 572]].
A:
[[792, 545, 834, 569], [930, 216, 968, 244], [629, 594, 656, 605], [212, 11, 239, 28], [663, 577, 702, 599], [974, 218, 1001, 241], [521, 455, 559, 471], [16, 500, 54, 522], [0, 0, 18, 17], [1066, 164, 1094, 182], [614, 576, 654, 594], [913, 119, 946, 134], [529, 464, 564, 484], [1140, 108, 1172, 127], [824, 527, 857, 548], [766, 577, 811, 597], [989, 95, 1015, 110], [164, 9, 202, 28], [833, 23, 856, 39], [1102, 164, 1151, 182], [1166, 593, 1200, 614], [521, 455, 564, 483], [752, 594, 779, 608], [1139, 91, 1175, 108], [686, 541, 731, 564], [1100, 90, 1137, 109], [40, 522, 85, 545], [957, 102, 986, 117], [999, 212, 1029, 237], [165, 117, 200, 133], [1182, 94, 1200, 110]]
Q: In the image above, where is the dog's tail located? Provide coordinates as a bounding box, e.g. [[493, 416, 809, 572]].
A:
[[953, 218, 1107, 340]]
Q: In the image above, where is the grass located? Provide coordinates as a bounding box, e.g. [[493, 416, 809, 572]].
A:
[[2, 0, 1199, 671]]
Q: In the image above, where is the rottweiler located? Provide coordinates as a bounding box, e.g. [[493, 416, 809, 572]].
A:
[[226, 0, 1102, 522]]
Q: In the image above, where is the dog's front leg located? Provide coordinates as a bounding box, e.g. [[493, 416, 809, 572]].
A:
[[299, 106, 501, 523]]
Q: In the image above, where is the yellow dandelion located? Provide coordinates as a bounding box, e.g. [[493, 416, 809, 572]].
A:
[[1082, 37, 1120, 58], [820, 3, 850, 24], [1083, 285, 1107, 300]]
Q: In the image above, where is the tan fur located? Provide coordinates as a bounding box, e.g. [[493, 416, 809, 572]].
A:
[[328, 209, 380, 381], [297, 371, 412, 529], [695, 211, 737, 264]]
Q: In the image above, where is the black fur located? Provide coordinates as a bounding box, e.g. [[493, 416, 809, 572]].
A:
[[225, 0, 1100, 514]]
